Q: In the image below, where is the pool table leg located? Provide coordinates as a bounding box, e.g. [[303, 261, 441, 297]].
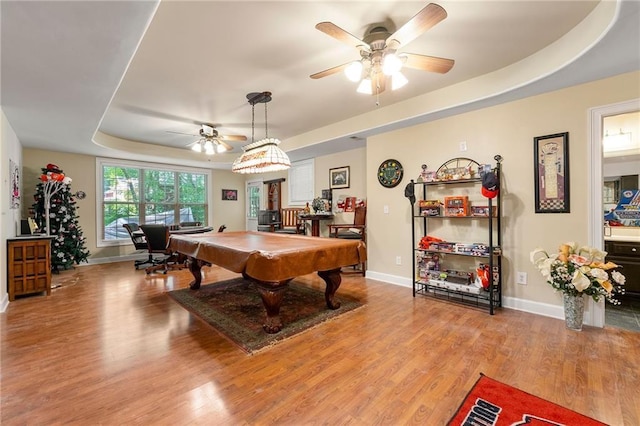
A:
[[317, 268, 342, 309], [255, 280, 292, 334], [187, 258, 208, 289]]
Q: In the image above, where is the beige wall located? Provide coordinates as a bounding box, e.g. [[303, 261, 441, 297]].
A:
[[210, 169, 247, 232], [1, 108, 25, 309], [315, 147, 366, 228], [367, 71, 640, 307]]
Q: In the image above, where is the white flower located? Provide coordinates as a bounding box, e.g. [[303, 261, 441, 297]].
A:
[[530, 248, 548, 265], [571, 270, 591, 292], [537, 258, 555, 279], [611, 270, 626, 285], [578, 246, 607, 263], [589, 268, 608, 281]]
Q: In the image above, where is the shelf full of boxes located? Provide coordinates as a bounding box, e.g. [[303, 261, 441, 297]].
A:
[[409, 155, 503, 314]]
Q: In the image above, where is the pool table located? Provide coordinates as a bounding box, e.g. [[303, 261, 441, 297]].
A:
[[167, 231, 366, 333]]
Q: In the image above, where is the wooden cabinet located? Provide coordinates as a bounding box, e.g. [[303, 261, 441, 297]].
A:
[[605, 240, 640, 296], [7, 237, 52, 301]]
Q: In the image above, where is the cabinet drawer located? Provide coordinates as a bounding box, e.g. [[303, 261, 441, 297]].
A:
[[606, 241, 640, 257]]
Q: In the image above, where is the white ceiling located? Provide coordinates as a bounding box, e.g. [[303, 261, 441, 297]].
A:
[[2, 1, 639, 170]]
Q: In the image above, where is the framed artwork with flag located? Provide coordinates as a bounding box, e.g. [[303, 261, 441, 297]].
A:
[[534, 132, 570, 213]]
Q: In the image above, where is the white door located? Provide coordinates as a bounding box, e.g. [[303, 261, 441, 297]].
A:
[[246, 180, 262, 231]]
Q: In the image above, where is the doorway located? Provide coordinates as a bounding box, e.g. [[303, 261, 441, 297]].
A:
[[246, 180, 262, 231], [589, 99, 640, 331]]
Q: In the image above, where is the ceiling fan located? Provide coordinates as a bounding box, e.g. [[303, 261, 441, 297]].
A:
[[310, 3, 454, 95], [169, 124, 247, 155]]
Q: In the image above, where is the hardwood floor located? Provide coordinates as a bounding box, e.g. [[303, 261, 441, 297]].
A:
[[2, 261, 639, 425]]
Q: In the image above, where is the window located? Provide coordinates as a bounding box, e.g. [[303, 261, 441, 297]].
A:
[[98, 158, 210, 245], [288, 159, 314, 205]]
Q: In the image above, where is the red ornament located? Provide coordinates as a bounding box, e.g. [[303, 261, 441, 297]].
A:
[[46, 163, 61, 172], [40, 174, 48, 182], [51, 172, 65, 182]]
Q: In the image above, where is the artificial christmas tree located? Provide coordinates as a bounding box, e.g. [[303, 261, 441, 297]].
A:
[[32, 164, 90, 271]]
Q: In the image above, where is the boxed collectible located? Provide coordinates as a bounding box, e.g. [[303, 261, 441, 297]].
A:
[[443, 269, 474, 285], [419, 199, 441, 216], [444, 196, 469, 217], [471, 205, 497, 217]]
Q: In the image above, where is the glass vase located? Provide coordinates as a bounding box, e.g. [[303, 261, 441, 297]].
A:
[[563, 293, 585, 331]]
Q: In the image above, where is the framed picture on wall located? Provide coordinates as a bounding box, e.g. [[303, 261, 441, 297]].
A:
[[329, 166, 350, 189], [10, 159, 20, 209], [222, 189, 238, 201], [533, 132, 570, 213]]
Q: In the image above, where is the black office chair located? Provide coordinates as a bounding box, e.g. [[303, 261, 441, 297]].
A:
[[139, 224, 186, 274], [123, 223, 154, 269]]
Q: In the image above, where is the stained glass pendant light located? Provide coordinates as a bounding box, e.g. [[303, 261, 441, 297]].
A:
[[232, 91, 291, 174]]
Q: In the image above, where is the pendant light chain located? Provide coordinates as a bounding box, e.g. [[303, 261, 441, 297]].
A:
[[264, 101, 269, 139], [251, 101, 255, 144]]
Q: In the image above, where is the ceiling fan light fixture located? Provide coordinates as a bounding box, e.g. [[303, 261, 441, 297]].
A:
[[191, 143, 202, 153], [382, 53, 403, 76], [391, 71, 408, 90], [203, 140, 215, 155], [344, 61, 363, 82], [357, 78, 373, 95], [216, 143, 227, 153]]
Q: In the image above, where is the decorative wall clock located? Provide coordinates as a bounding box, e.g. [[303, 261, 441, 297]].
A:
[[377, 159, 404, 188]]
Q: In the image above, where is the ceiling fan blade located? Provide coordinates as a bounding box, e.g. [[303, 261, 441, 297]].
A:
[[402, 53, 454, 74], [386, 3, 447, 49], [310, 62, 350, 79], [315, 22, 370, 50], [219, 141, 233, 152], [218, 134, 247, 142]]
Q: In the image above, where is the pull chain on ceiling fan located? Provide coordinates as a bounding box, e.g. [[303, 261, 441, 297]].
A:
[[311, 2, 454, 96]]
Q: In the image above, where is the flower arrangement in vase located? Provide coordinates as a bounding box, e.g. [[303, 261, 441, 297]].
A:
[[311, 197, 326, 213], [530, 242, 626, 330]]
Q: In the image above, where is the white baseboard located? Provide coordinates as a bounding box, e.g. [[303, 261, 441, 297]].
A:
[[365, 269, 600, 327], [0, 294, 8, 313]]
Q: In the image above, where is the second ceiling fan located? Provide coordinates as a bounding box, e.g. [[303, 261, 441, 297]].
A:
[[311, 3, 454, 95], [173, 124, 247, 155]]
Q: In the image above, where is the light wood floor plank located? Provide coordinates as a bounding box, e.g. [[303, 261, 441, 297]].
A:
[[2, 261, 639, 425]]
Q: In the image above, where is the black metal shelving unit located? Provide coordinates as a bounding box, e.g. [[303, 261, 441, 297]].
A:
[[410, 155, 503, 314]]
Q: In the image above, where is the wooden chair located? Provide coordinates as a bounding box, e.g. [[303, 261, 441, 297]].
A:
[[139, 224, 186, 274], [275, 208, 305, 234], [328, 206, 367, 275], [123, 223, 154, 269]]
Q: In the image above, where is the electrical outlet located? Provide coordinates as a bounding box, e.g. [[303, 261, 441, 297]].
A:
[[395, 256, 402, 265], [459, 141, 467, 151], [384, 205, 389, 214], [517, 272, 527, 285]]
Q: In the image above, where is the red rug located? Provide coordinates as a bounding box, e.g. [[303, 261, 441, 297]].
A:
[[448, 374, 607, 425]]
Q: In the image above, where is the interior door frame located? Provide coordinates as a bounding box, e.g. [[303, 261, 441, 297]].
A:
[[245, 179, 263, 231], [587, 97, 640, 327]]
